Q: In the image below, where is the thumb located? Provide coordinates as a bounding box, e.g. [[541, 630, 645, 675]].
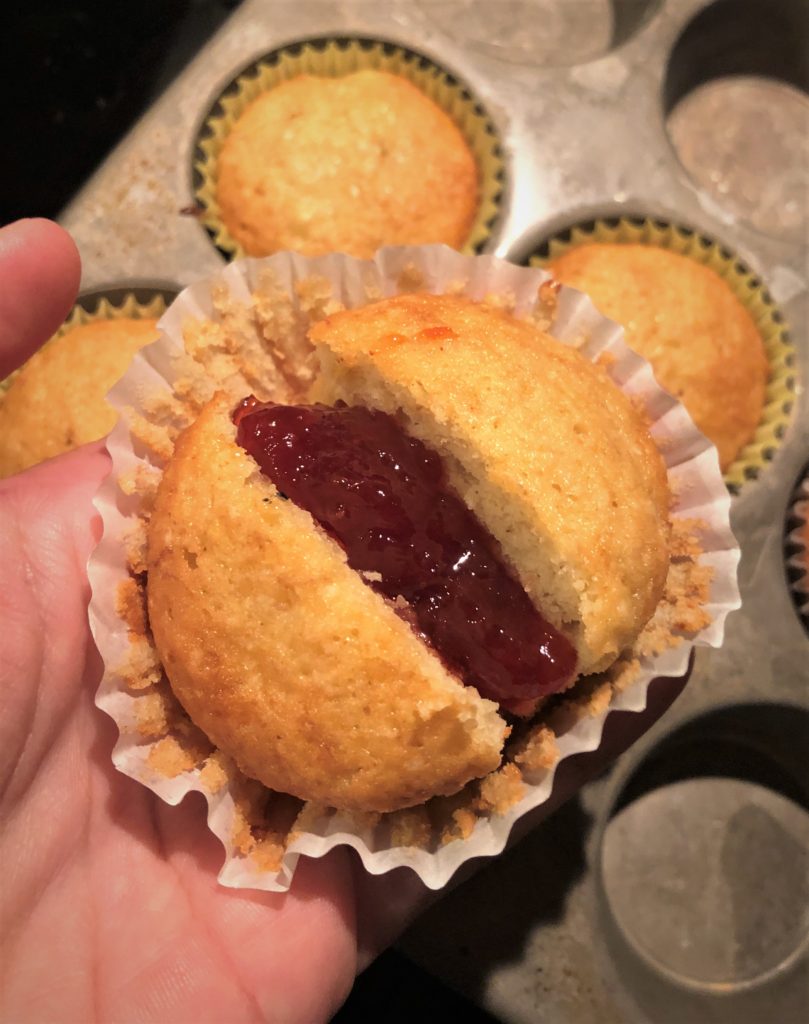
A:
[[0, 219, 81, 379]]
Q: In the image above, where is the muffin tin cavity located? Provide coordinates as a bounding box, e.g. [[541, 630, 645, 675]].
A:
[[598, 704, 809, 1014], [192, 36, 505, 262], [664, 0, 809, 244], [518, 214, 795, 494], [416, 0, 662, 67]]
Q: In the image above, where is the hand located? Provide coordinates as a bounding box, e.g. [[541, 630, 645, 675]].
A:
[[0, 218, 687, 1024]]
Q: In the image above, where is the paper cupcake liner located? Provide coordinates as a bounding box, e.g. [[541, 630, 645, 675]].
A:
[[529, 215, 795, 495], [89, 245, 740, 893], [192, 36, 504, 259], [0, 284, 177, 394], [785, 467, 809, 630]]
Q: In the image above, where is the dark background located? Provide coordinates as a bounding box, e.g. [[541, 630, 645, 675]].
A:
[[1, 0, 242, 224]]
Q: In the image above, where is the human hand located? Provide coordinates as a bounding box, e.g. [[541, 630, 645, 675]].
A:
[[0, 218, 687, 1024]]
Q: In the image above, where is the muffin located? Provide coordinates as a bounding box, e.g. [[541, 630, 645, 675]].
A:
[[215, 70, 479, 258], [0, 317, 158, 477], [549, 243, 769, 471], [146, 294, 671, 813]]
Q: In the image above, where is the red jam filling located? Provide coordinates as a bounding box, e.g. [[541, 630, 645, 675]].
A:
[[233, 397, 577, 713]]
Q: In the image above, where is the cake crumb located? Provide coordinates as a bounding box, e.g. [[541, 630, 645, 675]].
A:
[[511, 725, 560, 774], [475, 763, 526, 814], [596, 351, 618, 372], [128, 411, 174, 463], [116, 638, 161, 691], [135, 685, 182, 740], [388, 806, 433, 848], [119, 463, 159, 500], [483, 289, 516, 313], [295, 275, 344, 321], [199, 751, 230, 793], [123, 519, 148, 575], [251, 836, 285, 873], [116, 576, 147, 634], [147, 730, 211, 778], [441, 806, 478, 845]]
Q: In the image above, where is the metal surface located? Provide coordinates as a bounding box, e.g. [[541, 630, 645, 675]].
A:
[[600, 778, 809, 990], [60, 1, 809, 1020]]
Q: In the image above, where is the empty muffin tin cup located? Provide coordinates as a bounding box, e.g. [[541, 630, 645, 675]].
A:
[[0, 284, 177, 394], [193, 36, 505, 260], [596, 706, 809, 1018], [89, 245, 740, 893], [530, 216, 795, 494]]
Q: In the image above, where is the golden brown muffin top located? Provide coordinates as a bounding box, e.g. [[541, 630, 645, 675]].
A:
[[549, 243, 768, 470], [312, 292, 671, 674], [0, 317, 158, 477], [215, 70, 479, 258]]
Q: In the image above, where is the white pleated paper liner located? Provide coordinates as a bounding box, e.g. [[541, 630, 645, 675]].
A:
[[88, 245, 741, 892]]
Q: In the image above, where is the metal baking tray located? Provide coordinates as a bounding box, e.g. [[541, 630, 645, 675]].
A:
[[60, 0, 809, 1020]]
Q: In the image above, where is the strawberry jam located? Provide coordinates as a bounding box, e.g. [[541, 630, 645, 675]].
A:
[[234, 397, 576, 713]]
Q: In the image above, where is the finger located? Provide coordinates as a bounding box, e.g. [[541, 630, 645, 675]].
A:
[[0, 219, 81, 378]]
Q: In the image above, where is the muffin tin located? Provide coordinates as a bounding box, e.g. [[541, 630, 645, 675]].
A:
[[58, 0, 808, 1021]]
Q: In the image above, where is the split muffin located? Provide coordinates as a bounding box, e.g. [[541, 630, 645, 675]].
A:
[[0, 317, 158, 477], [147, 293, 671, 813], [215, 70, 479, 258], [549, 243, 769, 471]]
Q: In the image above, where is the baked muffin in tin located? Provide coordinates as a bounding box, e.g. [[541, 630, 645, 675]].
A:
[[0, 314, 159, 477]]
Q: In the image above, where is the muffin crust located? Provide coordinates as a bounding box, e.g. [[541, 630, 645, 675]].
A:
[[0, 317, 158, 477], [550, 243, 768, 470], [216, 70, 479, 258]]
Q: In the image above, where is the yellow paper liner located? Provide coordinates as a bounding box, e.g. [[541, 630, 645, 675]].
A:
[[88, 245, 741, 893], [785, 467, 809, 629], [193, 36, 504, 259], [529, 216, 795, 494]]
